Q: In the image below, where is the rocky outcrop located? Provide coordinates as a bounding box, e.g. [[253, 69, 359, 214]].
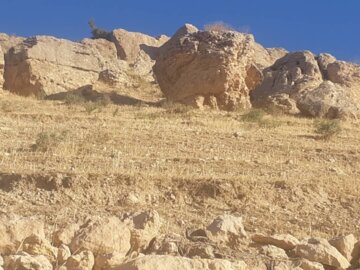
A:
[[252, 51, 360, 118], [297, 81, 359, 118], [0, 33, 25, 53], [4, 36, 121, 96], [4, 253, 52, 270], [154, 24, 274, 110], [111, 29, 168, 62]]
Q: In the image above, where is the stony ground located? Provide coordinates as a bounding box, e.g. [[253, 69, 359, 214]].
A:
[[0, 89, 360, 269]]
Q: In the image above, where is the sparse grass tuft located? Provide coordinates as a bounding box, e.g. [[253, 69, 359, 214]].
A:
[[162, 101, 194, 115], [241, 109, 266, 123], [64, 93, 86, 105], [31, 131, 68, 152], [204, 21, 235, 32], [314, 119, 342, 140]]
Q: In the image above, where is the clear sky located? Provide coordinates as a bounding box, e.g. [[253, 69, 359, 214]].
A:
[[0, 0, 359, 61]]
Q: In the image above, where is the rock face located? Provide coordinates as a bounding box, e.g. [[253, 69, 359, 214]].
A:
[[4, 36, 120, 96], [294, 238, 351, 269], [0, 33, 25, 53], [116, 255, 247, 270], [154, 24, 273, 110], [111, 29, 168, 62]]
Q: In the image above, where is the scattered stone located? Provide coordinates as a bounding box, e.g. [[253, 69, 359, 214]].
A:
[[70, 216, 131, 256], [22, 234, 58, 263], [187, 244, 215, 259], [57, 244, 71, 265], [53, 223, 80, 247], [207, 214, 247, 246], [260, 245, 288, 260], [66, 250, 94, 270], [252, 233, 300, 250], [130, 210, 162, 252], [4, 253, 52, 270], [116, 255, 247, 270], [146, 234, 181, 256], [0, 214, 45, 254], [294, 237, 350, 269], [329, 234, 357, 262]]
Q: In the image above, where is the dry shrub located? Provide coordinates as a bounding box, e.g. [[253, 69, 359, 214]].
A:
[[204, 21, 235, 32]]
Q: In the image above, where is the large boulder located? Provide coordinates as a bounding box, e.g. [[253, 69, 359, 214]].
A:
[[297, 81, 359, 119], [252, 51, 360, 118], [116, 255, 247, 270], [294, 238, 351, 269], [69, 216, 131, 256], [252, 51, 323, 105], [4, 35, 120, 96], [154, 24, 272, 110], [329, 234, 358, 263], [0, 215, 45, 255]]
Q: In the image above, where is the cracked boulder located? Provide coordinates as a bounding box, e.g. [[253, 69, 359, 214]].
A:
[[154, 24, 275, 110]]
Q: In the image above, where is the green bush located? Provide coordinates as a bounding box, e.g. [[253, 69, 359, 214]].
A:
[[314, 119, 342, 140], [241, 109, 266, 123]]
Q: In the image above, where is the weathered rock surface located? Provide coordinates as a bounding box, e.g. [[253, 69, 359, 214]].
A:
[[57, 244, 71, 265], [0, 215, 45, 254], [70, 216, 131, 256], [129, 210, 162, 252], [116, 255, 247, 270], [94, 252, 126, 270], [329, 234, 357, 262], [111, 28, 168, 62], [207, 214, 247, 246], [260, 245, 288, 260], [298, 259, 325, 270], [294, 238, 351, 269], [252, 51, 360, 118], [53, 223, 80, 247], [22, 234, 58, 263], [252, 51, 323, 105], [4, 36, 120, 96], [154, 24, 269, 110], [65, 250, 94, 270], [252, 233, 300, 250], [0, 33, 25, 53], [4, 253, 52, 270], [297, 81, 359, 119]]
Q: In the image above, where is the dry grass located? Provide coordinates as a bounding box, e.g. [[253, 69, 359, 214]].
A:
[[0, 90, 360, 241]]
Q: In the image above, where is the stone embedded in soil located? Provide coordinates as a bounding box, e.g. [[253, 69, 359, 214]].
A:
[[65, 250, 95, 270], [329, 234, 358, 263], [4, 253, 52, 270]]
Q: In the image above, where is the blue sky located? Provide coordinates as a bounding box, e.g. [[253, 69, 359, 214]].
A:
[[0, 0, 359, 61]]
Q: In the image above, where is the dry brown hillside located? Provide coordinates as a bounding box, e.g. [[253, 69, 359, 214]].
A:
[[0, 87, 359, 268]]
